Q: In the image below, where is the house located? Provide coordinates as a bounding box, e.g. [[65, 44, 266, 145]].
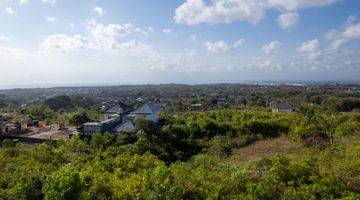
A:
[[129, 103, 160, 122], [104, 102, 131, 120], [83, 122, 102, 135], [271, 103, 294, 113], [83, 117, 121, 135], [190, 103, 202, 111], [82, 103, 160, 135], [114, 121, 136, 133]]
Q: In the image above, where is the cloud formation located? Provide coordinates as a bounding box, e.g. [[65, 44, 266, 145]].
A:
[[94, 7, 105, 16], [44, 16, 56, 23], [298, 39, 321, 59], [174, 0, 340, 26], [262, 41, 282, 55], [325, 17, 360, 52], [278, 12, 300, 29], [40, 21, 154, 58], [19, 0, 29, 6], [42, 0, 56, 4], [39, 34, 89, 53], [5, 7, 15, 16], [204, 39, 245, 53]]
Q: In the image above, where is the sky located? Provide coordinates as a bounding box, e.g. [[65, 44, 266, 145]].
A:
[[0, 0, 360, 88]]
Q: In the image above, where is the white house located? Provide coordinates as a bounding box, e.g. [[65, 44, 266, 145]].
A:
[[271, 103, 294, 113]]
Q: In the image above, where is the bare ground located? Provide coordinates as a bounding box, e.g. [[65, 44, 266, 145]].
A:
[[233, 136, 304, 162]]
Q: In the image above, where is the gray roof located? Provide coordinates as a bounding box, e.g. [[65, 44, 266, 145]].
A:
[[101, 118, 119, 124], [131, 103, 160, 115], [105, 104, 125, 114], [114, 121, 136, 133]]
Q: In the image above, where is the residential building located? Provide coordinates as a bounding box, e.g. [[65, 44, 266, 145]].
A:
[[104, 102, 131, 120], [271, 103, 294, 113], [83, 103, 160, 135], [83, 117, 121, 135], [114, 121, 136, 133], [129, 103, 160, 122]]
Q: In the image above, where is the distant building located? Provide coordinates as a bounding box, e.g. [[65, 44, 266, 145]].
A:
[[114, 121, 136, 133], [83, 117, 121, 135], [129, 103, 160, 122], [271, 103, 294, 113], [104, 102, 131, 120], [190, 103, 202, 111], [82, 103, 160, 135]]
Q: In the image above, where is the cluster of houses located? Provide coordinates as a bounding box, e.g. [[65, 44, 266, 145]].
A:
[[82, 103, 160, 135], [1, 101, 293, 140]]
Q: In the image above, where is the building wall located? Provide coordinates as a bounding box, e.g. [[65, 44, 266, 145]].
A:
[[272, 108, 293, 113], [83, 125, 102, 135]]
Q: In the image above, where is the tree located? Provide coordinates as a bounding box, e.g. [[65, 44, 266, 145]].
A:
[[68, 111, 90, 126], [42, 165, 83, 200], [44, 95, 74, 111]]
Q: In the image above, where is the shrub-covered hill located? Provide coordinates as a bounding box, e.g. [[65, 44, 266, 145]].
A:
[[0, 108, 359, 199]]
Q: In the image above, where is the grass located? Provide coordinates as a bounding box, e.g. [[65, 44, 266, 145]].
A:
[[231, 136, 304, 162]]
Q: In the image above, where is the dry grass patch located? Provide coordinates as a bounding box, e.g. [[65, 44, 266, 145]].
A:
[[233, 136, 303, 162]]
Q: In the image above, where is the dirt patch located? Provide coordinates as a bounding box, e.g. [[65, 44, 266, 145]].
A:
[[233, 136, 303, 161]]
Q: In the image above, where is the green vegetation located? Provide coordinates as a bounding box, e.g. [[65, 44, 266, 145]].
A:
[[0, 106, 359, 199]]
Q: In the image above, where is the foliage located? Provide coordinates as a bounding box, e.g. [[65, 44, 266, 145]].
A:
[[0, 108, 359, 199], [44, 95, 74, 111], [68, 111, 91, 126]]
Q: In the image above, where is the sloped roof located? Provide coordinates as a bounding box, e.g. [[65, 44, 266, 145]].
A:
[[105, 102, 131, 114], [105, 104, 124, 114], [131, 103, 160, 114], [114, 121, 136, 133]]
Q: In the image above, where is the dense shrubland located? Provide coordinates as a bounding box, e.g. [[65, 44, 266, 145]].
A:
[[1, 107, 360, 199]]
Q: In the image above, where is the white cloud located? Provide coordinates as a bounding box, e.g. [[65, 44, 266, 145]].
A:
[[162, 28, 173, 34], [86, 20, 143, 50], [204, 39, 245, 53], [174, 0, 340, 26], [325, 20, 360, 52], [298, 39, 321, 59], [40, 21, 155, 58], [42, 0, 56, 4], [19, 0, 29, 6], [0, 46, 29, 60], [5, 7, 15, 16], [278, 12, 300, 29], [39, 34, 89, 53], [233, 38, 245, 48], [343, 23, 360, 39], [262, 41, 282, 55], [94, 7, 105, 16], [174, 0, 267, 25], [204, 40, 232, 53], [0, 35, 10, 41], [44, 16, 56, 23], [345, 15, 357, 26], [268, 0, 341, 11]]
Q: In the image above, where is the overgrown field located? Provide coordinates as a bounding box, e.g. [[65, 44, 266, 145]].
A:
[[0, 108, 359, 199]]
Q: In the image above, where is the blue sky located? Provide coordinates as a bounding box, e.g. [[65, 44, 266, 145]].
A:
[[0, 0, 360, 88]]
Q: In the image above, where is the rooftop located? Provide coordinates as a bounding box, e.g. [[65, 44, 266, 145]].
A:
[[131, 103, 160, 115]]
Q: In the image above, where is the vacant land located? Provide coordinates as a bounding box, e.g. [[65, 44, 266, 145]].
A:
[[234, 136, 303, 161]]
